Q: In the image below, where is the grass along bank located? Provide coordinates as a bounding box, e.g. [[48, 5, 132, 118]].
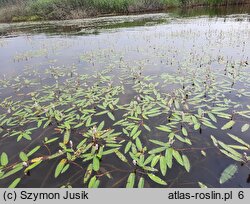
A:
[[0, 0, 249, 23]]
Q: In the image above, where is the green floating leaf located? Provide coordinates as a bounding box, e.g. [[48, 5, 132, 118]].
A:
[[9, 178, 21, 188], [227, 133, 250, 148], [182, 155, 190, 172], [173, 150, 183, 166], [107, 112, 115, 121], [55, 159, 67, 178], [151, 155, 161, 167], [115, 150, 128, 163], [88, 176, 100, 188], [93, 155, 100, 172], [125, 141, 132, 154], [1, 152, 8, 166], [83, 164, 93, 184], [148, 147, 166, 154], [0, 164, 23, 179], [156, 125, 171, 133], [219, 164, 238, 184], [241, 124, 249, 132], [218, 141, 242, 158], [147, 173, 167, 185], [208, 112, 217, 123], [97, 121, 105, 131], [165, 148, 173, 168], [27, 146, 41, 157], [19, 152, 28, 162], [160, 156, 167, 176], [135, 138, 142, 151], [131, 125, 139, 137], [221, 120, 235, 130], [138, 177, 144, 188], [63, 130, 70, 144], [126, 173, 135, 188], [182, 127, 188, 136]]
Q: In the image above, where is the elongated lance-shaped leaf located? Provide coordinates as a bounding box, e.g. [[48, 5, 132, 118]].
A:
[[182, 155, 191, 172], [55, 159, 67, 178], [126, 173, 135, 188], [93, 155, 100, 172], [8, 178, 21, 188], [160, 156, 167, 176], [221, 120, 235, 130], [219, 164, 238, 184], [147, 173, 167, 185]]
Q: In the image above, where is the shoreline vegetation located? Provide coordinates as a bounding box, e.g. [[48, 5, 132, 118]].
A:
[[0, 0, 249, 23]]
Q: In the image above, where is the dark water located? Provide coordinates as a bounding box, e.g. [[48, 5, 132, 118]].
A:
[[0, 5, 250, 188]]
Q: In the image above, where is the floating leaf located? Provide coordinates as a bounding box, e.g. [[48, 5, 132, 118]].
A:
[[147, 173, 167, 185], [221, 120, 235, 130], [9, 178, 21, 188], [19, 152, 28, 162], [126, 173, 135, 188], [63, 130, 70, 144], [84, 164, 93, 184], [151, 155, 161, 167], [115, 150, 128, 163], [24, 161, 42, 173], [160, 156, 167, 176], [227, 133, 250, 148], [219, 164, 238, 184], [93, 155, 100, 172], [148, 147, 166, 154], [88, 176, 100, 188], [55, 159, 67, 178], [135, 138, 142, 150], [156, 125, 171, 132], [182, 155, 190, 172], [138, 177, 144, 188], [0, 164, 23, 179], [1, 152, 8, 166], [165, 148, 173, 168], [241, 124, 249, 132], [131, 125, 139, 137], [182, 127, 188, 136], [173, 150, 183, 166], [125, 141, 132, 154], [107, 112, 115, 121]]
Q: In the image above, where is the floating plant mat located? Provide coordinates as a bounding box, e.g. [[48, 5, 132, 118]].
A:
[[0, 57, 250, 188], [0, 10, 250, 188]]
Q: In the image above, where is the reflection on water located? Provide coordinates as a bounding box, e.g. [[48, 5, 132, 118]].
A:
[[0, 5, 250, 188]]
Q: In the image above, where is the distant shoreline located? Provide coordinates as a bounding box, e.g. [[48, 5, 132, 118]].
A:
[[0, 0, 249, 23]]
